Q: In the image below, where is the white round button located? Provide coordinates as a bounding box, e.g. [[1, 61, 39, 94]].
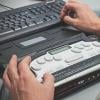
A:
[[31, 64, 41, 71], [71, 48, 81, 53], [44, 54, 53, 61], [74, 44, 84, 49], [36, 58, 46, 64], [81, 42, 91, 47], [53, 55, 62, 61], [92, 41, 100, 47]]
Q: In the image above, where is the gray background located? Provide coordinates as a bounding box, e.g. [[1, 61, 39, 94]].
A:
[[0, 0, 100, 100]]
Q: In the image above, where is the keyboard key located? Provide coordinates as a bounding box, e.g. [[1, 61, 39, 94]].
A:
[[13, 25, 21, 31], [53, 55, 62, 61], [36, 58, 46, 64], [44, 54, 53, 61], [44, 16, 51, 21], [71, 48, 82, 53], [65, 54, 83, 63], [34, 19, 44, 25]]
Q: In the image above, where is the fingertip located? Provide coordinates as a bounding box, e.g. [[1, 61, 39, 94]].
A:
[[12, 54, 17, 58], [63, 16, 70, 22], [43, 73, 54, 91], [24, 56, 32, 62], [10, 54, 17, 60], [9, 54, 18, 67], [20, 56, 31, 66]]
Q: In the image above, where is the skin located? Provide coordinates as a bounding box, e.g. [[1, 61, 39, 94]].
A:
[[3, 55, 55, 100], [61, 0, 100, 35]]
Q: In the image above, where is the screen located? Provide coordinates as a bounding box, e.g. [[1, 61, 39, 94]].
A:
[[48, 45, 71, 55], [20, 36, 47, 47]]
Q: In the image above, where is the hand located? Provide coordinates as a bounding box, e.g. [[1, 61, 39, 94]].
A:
[[61, 0, 100, 34], [3, 55, 55, 100]]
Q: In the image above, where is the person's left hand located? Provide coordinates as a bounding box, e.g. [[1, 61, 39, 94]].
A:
[[3, 55, 55, 100]]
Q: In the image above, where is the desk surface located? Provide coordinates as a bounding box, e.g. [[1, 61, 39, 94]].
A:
[[61, 82, 100, 100], [0, 0, 100, 16], [0, 0, 100, 12], [0, 80, 100, 100], [0, 0, 100, 100]]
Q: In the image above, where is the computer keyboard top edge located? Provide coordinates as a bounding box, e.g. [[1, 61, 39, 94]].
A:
[[0, 0, 65, 43]]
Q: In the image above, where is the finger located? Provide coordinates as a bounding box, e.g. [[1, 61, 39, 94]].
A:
[[61, 2, 78, 19], [18, 56, 35, 77], [63, 15, 78, 26], [61, 2, 70, 19], [60, 6, 67, 19], [3, 69, 11, 90], [7, 55, 19, 83], [43, 73, 54, 88]]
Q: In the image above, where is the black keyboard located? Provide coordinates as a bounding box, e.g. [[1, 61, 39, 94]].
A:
[[0, 0, 65, 43]]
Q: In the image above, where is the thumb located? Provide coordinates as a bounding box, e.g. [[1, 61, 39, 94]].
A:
[[43, 73, 54, 88], [63, 16, 78, 26]]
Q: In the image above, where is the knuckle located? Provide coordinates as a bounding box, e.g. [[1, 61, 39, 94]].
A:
[[18, 63, 27, 72], [19, 61, 25, 67]]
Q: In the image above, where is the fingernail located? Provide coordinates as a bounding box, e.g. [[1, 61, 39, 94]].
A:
[[12, 54, 17, 58], [26, 56, 31, 61]]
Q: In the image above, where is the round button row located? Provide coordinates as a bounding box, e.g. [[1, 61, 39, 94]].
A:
[[73, 42, 91, 50], [71, 41, 98, 53], [36, 54, 62, 64], [31, 53, 83, 71], [31, 41, 100, 71], [74, 41, 100, 49], [71, 42, 91, 53]]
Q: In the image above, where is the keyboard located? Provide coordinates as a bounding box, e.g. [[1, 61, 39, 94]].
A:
[[0, 0, 65, 43]]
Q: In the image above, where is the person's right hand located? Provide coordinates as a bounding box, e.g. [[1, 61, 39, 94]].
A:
[[61, 0, 100, 34], [3, 55, 55, 100]]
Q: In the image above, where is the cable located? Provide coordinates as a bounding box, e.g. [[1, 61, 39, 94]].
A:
[[0, 3, 14, 10]]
